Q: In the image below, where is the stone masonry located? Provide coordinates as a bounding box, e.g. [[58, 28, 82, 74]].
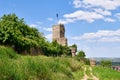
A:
[[52, 24, 67, 46]]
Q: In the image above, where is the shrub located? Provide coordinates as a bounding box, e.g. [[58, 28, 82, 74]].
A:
[[0, 45, 18, 59], [100, 60, 112, 68]]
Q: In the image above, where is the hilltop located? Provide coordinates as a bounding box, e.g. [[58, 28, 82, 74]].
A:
[[0, 45, 120, 80]]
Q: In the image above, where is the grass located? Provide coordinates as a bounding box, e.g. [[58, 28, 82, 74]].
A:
[[85, 65, 92, 77], [0, 45, 84, 80], [0, 45, 18, 59], [1, 45, 120, 80], [92, 66, 120, 80]]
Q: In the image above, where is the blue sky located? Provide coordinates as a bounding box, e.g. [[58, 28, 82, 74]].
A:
[[1, 0, 120, 57]]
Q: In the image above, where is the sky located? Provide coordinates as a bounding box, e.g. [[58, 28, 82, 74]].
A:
[[0, 0, 120, 58]]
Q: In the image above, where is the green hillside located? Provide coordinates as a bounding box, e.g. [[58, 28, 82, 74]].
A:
[[0, 14, 120, 80], [0, 45, 84, 80], [0, 45, 120, 80]]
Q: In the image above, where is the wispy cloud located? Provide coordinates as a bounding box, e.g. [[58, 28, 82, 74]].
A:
[[47, 18, 53, 21], [73, 0, 81, 8], [36, 22, 43, 25], [43, 27, 52, 32], [73, 0, 120, 10], [29, 21, 43, 28], [94, 8, 111, 16], [104, 18, 115, 22], [72, 29, 120, 42], [63, 10, 104, 23], [58, 18, 75, 24], [59, 0, 120, 24], [45, 33, 52, 40], [29, 21, 52, 32], [115, 13, 120, 21], [29, 24, 38, 28]]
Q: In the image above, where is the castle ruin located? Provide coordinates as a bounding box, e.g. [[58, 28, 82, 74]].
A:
[[52, 24, 77, 57], [52, 24, 67, 46]]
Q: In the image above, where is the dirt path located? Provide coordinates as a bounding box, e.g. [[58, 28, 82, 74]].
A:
[[81, 67, 89, 80], [81, 66, 99, 80], [89, 67, 99, 80]]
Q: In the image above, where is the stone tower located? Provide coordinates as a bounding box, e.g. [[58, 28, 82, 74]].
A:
[[52, 24, 67, 46]]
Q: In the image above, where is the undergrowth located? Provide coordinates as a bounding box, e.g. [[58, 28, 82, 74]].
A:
[[0, 45, 83, 80]]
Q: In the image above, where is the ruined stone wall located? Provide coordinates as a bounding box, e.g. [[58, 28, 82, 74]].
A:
[[70, 47, 77, 57], [52, 24, 67, 46], [90, 60, 96, 66]]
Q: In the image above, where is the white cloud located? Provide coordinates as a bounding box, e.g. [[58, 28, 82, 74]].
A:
[[60, 0, 120, 24], [29, 21, 43, 28], [36, 22, 43, 25], [99, 37, 120, 42], [58, 18, 75, 24], [29, 22, 52, 32], [73, 0, 82, 8], [29, 24, 38, 28], [104, 18, 115, 22], [72, 29, 120, 42], [43, 27, 52, 32], [74, 0, 120, 10], [47, 18, 53, 21], [94, 8, 111, 16], [45, 34, 52, 40], [58, 19, 68, 24], [115, 13, 120, 20], [60, 10, 104, 23]]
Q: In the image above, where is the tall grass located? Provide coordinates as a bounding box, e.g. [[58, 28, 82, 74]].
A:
[[92, 66, 120, 80], [0, 56, 83, 80], [0, 45, 18, 59], [0, 45, 83, 80]]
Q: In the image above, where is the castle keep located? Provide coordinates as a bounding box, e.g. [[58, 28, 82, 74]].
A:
[[52, 24, 67, 46]]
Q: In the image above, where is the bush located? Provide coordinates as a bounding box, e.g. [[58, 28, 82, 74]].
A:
[[100, 60, 112, 68], [0, 45, 18, 59]]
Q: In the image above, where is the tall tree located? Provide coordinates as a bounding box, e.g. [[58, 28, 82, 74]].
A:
[[0, 14, 44, 53], [100, 60, 112, 68], [77, 50, 86, 58]]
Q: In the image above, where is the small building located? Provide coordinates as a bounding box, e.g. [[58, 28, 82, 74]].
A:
[[90, 59, 96, 66], [70, 47, 77, 57], [112, 66, 120, 71]]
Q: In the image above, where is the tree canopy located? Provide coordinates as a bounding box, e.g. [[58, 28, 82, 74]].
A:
[[77, 50, 86, 58], [0, 14, 45, 53], [100, 60, 112, 68], [0, 13, 71, 56]]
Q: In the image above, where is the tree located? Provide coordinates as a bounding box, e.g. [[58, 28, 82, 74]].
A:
[[0, 13, 72, 56], [62, 46, 71, 56], [100, 60, 112, 68], [77, 50, 86, 58], [70, 44, 77, 52], [0, 14, 45, 53], [74, 50, 89, 65]]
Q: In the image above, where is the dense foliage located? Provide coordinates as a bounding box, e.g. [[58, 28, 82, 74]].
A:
[[0, 14, 43, 53], [70, 44, 77, 52], [77, 50, 86, 58], [74, 50, 90, 65], [100, 60, 112, 68], [0, 45, 18, 59], [0, 14, 71, 56]]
